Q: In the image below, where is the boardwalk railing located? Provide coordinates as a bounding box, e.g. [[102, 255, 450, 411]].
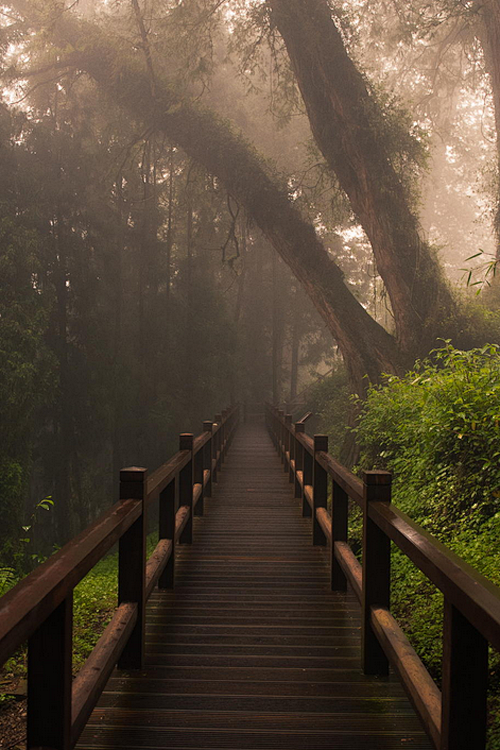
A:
[[0, 404, 239, 750], [266, 403, 500, 750]]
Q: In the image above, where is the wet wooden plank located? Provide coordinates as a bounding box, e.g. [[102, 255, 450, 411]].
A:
[[78, 419, 432, 750]]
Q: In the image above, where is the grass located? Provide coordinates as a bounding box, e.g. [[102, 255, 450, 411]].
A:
[[0, 532, 159, 697]]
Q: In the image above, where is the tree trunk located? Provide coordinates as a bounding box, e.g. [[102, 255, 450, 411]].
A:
[[477, 0, 500, 260], [290, 294, 300, 401], [11, 0, 404, 393], [111, 176, 125, 499], [272, 251, 282, 404], [268, 0, 457, 356]]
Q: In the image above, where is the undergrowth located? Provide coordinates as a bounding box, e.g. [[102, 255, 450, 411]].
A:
[[1, 533, 158, 701], [314, 343, 500, 748]]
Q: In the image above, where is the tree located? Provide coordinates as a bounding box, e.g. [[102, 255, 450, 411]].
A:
[[5, 0, 499, 395], [268, 0, 457, 356]]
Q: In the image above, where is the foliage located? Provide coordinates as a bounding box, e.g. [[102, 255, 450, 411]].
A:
[[306, 366, 351, 459], [356, 341, 500, 533], [355, 341, 500, 747]]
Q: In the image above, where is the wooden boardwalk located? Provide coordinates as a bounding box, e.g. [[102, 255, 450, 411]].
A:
[[78, 418, 431, 750]]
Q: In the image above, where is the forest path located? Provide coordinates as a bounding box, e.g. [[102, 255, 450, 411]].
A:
[[78, 418, 431, 750]]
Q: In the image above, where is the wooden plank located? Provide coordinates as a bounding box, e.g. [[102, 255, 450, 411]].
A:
[[0, 498, 140, 666], [77, 419, 432, 750], [118, 467, 147, 670], [145, 540, 172, 600], [178, 434, 194, 544], [334, 542, 362, 603], [369, 500, 500, 650], [316, 451, 364, 506], [174, 505, 191, 542], [371, 606, 441, 749], [158, 478, 175, 589], [362, 471, 391, 675], [146, 451, 190, 503], [72, 602, 137, 745]]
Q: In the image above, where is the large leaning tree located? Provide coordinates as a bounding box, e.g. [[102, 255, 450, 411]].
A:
[[4, 0, 493, 393]]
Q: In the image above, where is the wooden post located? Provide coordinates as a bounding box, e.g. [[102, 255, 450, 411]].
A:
[[214, 414, 222, 473], [284, 414, 292, 472], [441, 601, 488, 750], [313, 435, 328, 545], [203, 421, 213, 499], [294, 422, 305, 500], [118, 466, 147, 669], [288, 418, 295, 484], [331, 480, 348, 591], [362, 470, 391, 675], [179, 434, 194, 544], [27, 594, 73, 750], [278, 409, 285, 462], [302, 438, 313, 519], [159, 477, 176, 589], [193, 435, 204, 517], [221, 409, 227, 462]]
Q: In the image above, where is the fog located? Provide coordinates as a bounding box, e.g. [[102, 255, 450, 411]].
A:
[[1, 0, 499, 556]]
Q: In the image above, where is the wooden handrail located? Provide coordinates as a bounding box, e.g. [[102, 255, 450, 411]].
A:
[[0, 402, 240, 750], [265, 402, 500, 750], [0, 498, 141, 665]]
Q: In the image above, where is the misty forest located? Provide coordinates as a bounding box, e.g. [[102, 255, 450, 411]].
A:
[[1, 0, 500, 748]]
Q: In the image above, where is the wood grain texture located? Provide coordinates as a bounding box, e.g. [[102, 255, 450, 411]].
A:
[[78, 418, 432, 750]]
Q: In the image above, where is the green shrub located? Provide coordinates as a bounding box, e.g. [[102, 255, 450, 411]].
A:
[[355, 342, 500, 748]]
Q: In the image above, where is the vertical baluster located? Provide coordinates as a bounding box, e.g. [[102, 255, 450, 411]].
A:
[[331, 479, 348, 591], [179, 434, 194, 544], [221, 409, 227, 463], [302, 440, 313, 519], [27, 594, 73, 750], [278, 409, 285, 462], [288, 419, 295, 483], [441, 601, 488, 750], [313, 435, 328, 545], [159, 477, 176, 589], [203, 421, 213, 499], [294, 422, 305, 500], [284, 414, 292, 472], [118, 466, 147, 669], [193, 436, 204, 517], [362, 470, 391, 675], [214, 413, 222, 473]]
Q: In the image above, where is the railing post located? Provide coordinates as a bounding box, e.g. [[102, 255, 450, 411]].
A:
[[362, 470, 391, 675], [331, 480, 348, 591], [221, 409, 227, 462], [27, 594, 73, 750], [441, 601, 488, 750], [294, 422, 305, 500], [214, 414, 222, 473], [278, 409, 285, 462], [159, 477, 176, 589], [203, 421, 213, 499], [288, 420, 295, 483], [313, 435, 328, 545], [194, 433, 204, 517], [284, 414, 292, 472], [118, 466, 147, 669], [302, 438, 313, 519], [179, 433, 194, 544]]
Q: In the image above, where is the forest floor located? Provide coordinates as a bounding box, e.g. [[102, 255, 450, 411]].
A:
[[0, 537, 161, 749], [0, 697, 26, 750]]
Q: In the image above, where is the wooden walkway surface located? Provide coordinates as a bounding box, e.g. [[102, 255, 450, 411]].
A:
[[78, 418, 432, 750]]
